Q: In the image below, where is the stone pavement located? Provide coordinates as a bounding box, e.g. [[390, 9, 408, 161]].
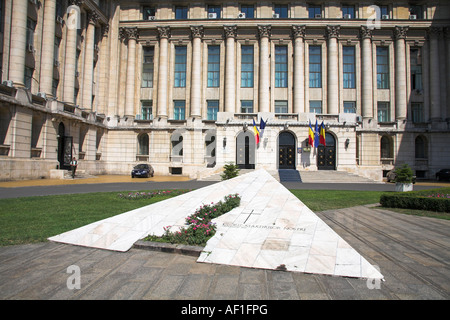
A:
[[1, 205, 449, 301]]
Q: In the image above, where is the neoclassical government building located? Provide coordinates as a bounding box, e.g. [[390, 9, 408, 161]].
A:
[[0, 0, 449, 181]]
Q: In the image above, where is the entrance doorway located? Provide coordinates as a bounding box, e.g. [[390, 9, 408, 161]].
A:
[[236, 131, 255, 169], [278, 131, 296, 169], [57, 122, 73, 170], [317, 132, 336, 170]]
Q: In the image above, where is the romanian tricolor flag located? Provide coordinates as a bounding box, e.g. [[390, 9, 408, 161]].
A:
[[319, 121, 326, 146], [253, 119, 260, 145], [314, 120, 319, 148], [308, 120, 314, 146]]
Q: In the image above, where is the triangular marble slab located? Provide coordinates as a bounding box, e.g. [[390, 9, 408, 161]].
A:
[[49, 169, 383, 279]]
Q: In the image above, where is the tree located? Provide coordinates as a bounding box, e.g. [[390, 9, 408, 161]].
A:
[[221, 162, 240, 180]]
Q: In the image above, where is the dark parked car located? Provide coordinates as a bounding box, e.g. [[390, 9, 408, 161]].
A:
[[386, 170, 416, 184], [131, 164, 154, 178], [436, 169, 450, 181]]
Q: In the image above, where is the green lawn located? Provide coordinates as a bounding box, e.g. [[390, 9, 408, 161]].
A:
[[0, 188, 437, 246]]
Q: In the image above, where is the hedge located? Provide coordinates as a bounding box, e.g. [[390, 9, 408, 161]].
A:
[[380, 188, 450, 213]]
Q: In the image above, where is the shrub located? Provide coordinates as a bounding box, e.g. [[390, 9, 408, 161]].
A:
[[380, 188, 450, 212], [145, 193, 241, 246], [221, 162, 240, 180], [393, 164, 414, 184]]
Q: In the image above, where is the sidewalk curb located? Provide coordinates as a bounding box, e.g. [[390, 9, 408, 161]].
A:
[[133, 240, 204, 257]]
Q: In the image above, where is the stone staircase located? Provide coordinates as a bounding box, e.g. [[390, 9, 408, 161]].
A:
[[63, 170, 97, 180], [199, 168, 379, 183]]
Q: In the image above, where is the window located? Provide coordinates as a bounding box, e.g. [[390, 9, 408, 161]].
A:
[[342, 5, 355, 18], [174, 46, 187, 87], [410, 48, 422, 91], [379, 5, 389, 17], [142, 47, 154, 88], [376, 47, 389, 89], [26, 18, 36, 48], [207, 46, 220, 87], [275, 46, 288, 88], [52, 79, 59, 97], [274, 4, 288, 18], [207, 100, 219, 121], [241, 45, 254, 87], [409, 5, 423, 19], [174, 100, 185, 120], [377, 102, 390, 122], [241, 100, 253, 113], [309, 101, 322, 114], [24, 67, 33, 89], [54, 37, 61, 66], [207, 5, 221, 18], [343, 46, 355, 88], [309, 46, 321, 88], [380, 136, 392, 159], [143, 6, 156, 20], [141, 100, 153, 120], [240, 4, 254, 18], [275, 101, 288, 113], [344, 101, 356, 113], [308, 5, 321, 18], [415, 135, 427, 159], [138, 133, 149, 155], [175, 6, 188, 19], [411, 103, 424, 123]]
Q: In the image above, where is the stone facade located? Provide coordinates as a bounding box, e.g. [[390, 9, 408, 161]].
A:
[[0, 0, 449, 181]]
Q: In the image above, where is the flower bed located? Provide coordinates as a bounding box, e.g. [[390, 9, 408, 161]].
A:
[[144, 194, 241, 246], [118, 189, 190, 200]]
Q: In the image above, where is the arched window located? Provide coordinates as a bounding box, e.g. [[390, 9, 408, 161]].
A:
[[138, 133, 149, 155], [415, 135, 427, 159], [380, 135, 392, 159]]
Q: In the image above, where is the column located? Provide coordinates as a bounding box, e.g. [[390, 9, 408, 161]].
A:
[[190, 26, 203, 118], [292, 25, 306, 114], [258, 25, 271, 113], [98, 24, 109, 115], [327, 25, 340, 115], [157, 26, 170, 118], [63, 3, 80, 104], [123, 27, 139, 117], [429, 27, 441, 121], [39, 0, 57, 96], [360, 26, 373, 119], [8, 0, 28, 87], [224, 25, 237, 113], [394, 26, 408, 120], [82, 12, 99, 110]]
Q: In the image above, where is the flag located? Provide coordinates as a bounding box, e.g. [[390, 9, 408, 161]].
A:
[[259, 118, 266, 140], [314, 120, 319, 148], [308, 120, 314, 146], [253, 119, 260, 145], [319, 121, 326, 146]]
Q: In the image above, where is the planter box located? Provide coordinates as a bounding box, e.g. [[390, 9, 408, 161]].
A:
[[395, 183, 413, 192]]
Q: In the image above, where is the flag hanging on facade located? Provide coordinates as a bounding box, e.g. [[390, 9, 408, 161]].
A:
[[253, 119, 260, 145], [308, 120, 314, 146], [320, 121, 326, 146], [314, 120, 319, 148], [259, 118, 266, 140]]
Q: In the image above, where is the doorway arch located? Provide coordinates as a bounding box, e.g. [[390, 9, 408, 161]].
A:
[[278, 131, 296, 169], [317, 132, 336, 170], [236, 131, 255, 169]]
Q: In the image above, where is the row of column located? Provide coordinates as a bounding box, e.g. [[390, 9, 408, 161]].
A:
[[8, 0, 105, 111], [109, 23, 449, 122]]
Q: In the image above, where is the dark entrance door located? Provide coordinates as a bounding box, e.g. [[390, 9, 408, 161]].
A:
[[57, 123, 73, 170], [278, 131, 296, 169], [236, 131, 255, 169], [317, 133, 336, 170]]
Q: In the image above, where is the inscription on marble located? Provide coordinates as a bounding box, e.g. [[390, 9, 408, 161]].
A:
[[222, 222, 306, 232]]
